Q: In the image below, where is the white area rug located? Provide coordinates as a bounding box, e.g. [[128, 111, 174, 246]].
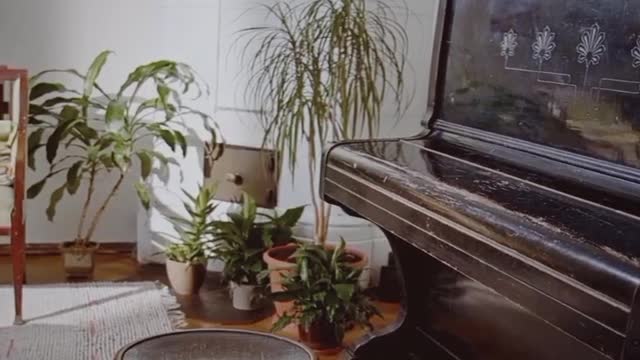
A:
[[0, 282, 184, 360]]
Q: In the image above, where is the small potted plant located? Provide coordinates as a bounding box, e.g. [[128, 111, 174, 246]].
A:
[[271, 239, 380, 352], [164, 185, 218, 295], [211, 193, 270, 310], [260, 205, 305, 314], [27, 51, 216, 277]]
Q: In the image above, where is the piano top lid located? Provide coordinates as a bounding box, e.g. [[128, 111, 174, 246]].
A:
[[429, 0, 640, 174]]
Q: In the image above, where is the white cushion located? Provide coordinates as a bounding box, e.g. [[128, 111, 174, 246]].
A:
[[0, 119, 16, 186], [0, 120, 12, 141], [0, 185, 12, 227]]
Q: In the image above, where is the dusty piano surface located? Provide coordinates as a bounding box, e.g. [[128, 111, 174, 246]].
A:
[[321, 0, 640, 359]]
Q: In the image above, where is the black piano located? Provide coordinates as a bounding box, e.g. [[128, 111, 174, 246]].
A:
[[321, 0, 640, 359]]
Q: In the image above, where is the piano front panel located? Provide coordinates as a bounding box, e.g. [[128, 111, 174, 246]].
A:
[[437, 0, 640, 170]]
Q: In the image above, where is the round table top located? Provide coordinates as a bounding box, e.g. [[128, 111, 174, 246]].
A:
[[115, 329, 316, 360]]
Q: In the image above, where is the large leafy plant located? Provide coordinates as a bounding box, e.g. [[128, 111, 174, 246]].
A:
[[211, 194, 268, 285], [243, 0, 409, 244], [271, 239, 380, 342], [28, 51, 216, 247], [165, 185, 218, 264]]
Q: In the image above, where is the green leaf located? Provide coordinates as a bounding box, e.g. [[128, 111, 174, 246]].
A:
[[30, 82, 66, 101], [27, 178, 47, 199], [280, 206, 304, 226], [74, 122, 98, 140], [174, 131, 187, 156], [46, 184, 67, 221], [60, 105, 80, 122], [66, 161, 83, 195], [136, 152, 152, 180], [27, 128, 45, 170], [135, 181, 151, 210], [84, 50, 112, 97], [105, 100, 126, 123], [158, 129, 176, 151], [334, 283, 355, 302], [46, 111, 79, 163]]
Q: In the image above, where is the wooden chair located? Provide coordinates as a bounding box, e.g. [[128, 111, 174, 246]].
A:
[[0, 66, 27, 325]]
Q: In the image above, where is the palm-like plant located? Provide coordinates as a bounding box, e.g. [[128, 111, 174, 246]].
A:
[[27, 51, 216, 248], [165, 185, 218, 264], [242, 0, 409, 244]]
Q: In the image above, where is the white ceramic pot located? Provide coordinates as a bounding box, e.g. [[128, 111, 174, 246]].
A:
[[230, 282, 263, 311]]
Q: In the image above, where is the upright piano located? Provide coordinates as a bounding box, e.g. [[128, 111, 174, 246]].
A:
[[322, 0, 640, 359]]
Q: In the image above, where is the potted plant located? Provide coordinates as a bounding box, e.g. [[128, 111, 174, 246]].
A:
[[272, 239, 380, 352], [164, 185, 218, 295], [242, 0, 408, 293], [27, 51, 216, 277], [261, 206, 305, 317], [211, 193, 270, 310]]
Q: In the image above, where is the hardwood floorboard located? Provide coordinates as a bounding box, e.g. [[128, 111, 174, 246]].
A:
[[0, 254, 400, 360]]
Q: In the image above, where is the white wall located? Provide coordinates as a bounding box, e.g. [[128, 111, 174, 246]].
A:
[[0, 0, 440, 262], [0, 0, 176, 244]]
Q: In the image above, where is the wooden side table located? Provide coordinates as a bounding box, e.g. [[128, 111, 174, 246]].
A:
[[0, 67, 28, 326]]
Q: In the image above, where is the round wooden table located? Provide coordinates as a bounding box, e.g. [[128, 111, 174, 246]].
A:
[[115, 329, 316, 360]]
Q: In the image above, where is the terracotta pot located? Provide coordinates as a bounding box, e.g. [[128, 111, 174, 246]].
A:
[[264, 243, 369, 326], [263, 244, 298, 318], [166, 259, 206, 295], [299, 319, 343, 352], [60, 242, 99, 278], [230, 282, 264, 311]]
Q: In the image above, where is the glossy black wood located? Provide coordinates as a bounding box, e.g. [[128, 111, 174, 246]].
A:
[[438, 0, 640, 169], [320, 0, 640, 359]]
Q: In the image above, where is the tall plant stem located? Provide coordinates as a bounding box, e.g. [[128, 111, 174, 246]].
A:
[[76, 165, 97, 244], [83, 173, 126, 245]]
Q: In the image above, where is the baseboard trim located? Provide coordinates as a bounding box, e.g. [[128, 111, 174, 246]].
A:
[[0, 242, 136, 256]]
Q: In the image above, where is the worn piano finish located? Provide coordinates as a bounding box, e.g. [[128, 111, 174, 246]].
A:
[[321, 1, 640, 359]]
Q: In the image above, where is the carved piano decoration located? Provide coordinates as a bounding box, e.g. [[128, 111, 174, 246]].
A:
[[321, 0, 640, 359]]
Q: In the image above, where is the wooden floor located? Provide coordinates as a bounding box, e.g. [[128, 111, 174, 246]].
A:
[[0, 254, 400, 360]]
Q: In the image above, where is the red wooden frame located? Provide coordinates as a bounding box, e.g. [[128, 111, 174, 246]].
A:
[[0, 66, 28, 325]]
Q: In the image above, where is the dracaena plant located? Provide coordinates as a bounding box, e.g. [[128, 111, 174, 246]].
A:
[[27, 51, 217, 248], [242, 0, 409, 245], [165, 184, 218, 264], [271, 239, 380, 341]]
